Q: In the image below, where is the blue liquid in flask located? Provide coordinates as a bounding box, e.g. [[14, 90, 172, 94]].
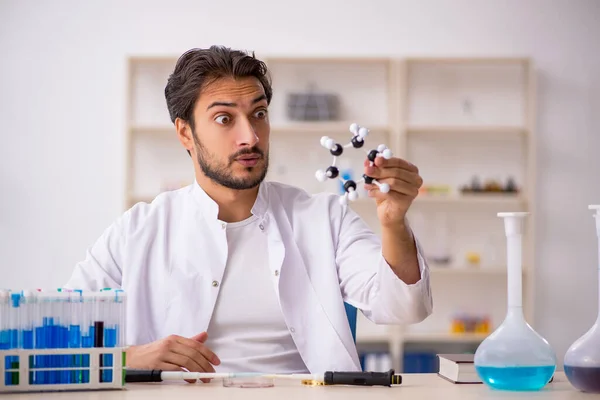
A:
[[476, 366, 555, 391]]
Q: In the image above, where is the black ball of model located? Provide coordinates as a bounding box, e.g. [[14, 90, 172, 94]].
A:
[[330, 144, 343, 156], [351, 136, 365, 149], [326, 166, 339, 179], [343, 180, 357, 193], [367, 150, 379, 162]]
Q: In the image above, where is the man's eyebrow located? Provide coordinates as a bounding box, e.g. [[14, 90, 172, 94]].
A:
[[252, 94, 267, 104], [206, 95, 266, 111], [206, 101, 236, 110]]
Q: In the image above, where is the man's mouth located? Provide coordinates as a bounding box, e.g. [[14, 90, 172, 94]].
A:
[[237, 154, 261, 160], [236, 154, 261, 166]]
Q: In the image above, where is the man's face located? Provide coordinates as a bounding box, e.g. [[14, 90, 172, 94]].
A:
[[189, 76, 270, 190]]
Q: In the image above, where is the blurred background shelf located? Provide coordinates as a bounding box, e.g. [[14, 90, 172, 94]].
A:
[[270, 122, 390, 135], [406, 125, 527, 136], [125, 55, 536, 373], [414, 193, 526, 206], [429, 266, 508, 275], [403, 332, 489, 343]]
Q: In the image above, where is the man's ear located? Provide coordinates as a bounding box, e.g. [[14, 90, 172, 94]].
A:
[[175, 118, 194, 154]]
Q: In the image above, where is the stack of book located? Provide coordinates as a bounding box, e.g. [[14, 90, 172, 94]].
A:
[[437, 354, 481, 384]]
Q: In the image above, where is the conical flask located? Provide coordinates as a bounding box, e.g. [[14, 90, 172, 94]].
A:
[[474, 212, 556, 391], [563, 205, 600, 393]]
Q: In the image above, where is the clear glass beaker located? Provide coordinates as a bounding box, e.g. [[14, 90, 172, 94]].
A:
[[474, 212, 556, 391], [563, 205, 600, 393]]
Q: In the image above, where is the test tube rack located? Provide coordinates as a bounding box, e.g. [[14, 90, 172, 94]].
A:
[[0, 347, 126, 392], [0, 288, 127, 393]]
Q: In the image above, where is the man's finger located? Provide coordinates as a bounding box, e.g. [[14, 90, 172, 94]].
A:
[[364, 166, 423, 187], [163, 348, 215, 376], [176, 336, 221, 366], [366, 178, 419, 198], [169, 341, 217, 373], [191, 332, 209, 343], [372, 156, 419, 172]]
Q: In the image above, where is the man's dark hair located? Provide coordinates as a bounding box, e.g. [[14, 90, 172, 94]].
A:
[[165, 45, 273, 131]]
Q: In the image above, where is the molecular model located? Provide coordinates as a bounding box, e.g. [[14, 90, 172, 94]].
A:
[[315, 123, 393, 205]]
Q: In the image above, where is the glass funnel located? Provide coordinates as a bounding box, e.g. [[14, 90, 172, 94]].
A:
[[474, 212, 556, 391], [563, 205, 600, 393]]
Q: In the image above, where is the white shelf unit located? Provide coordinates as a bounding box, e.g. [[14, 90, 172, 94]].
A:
[[125, 57, 195, 207], [396, 57, 535, 372], [124, 55, 535, 373]]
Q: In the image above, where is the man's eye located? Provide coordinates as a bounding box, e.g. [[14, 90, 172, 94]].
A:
[[254, 109, 267, 119], [215, 115, 230, 125]]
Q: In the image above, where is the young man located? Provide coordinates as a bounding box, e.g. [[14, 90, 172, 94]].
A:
[[64, 46, 432, 376]]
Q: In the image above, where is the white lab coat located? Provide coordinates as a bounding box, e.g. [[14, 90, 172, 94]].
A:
[[64, 181, 433, 373]]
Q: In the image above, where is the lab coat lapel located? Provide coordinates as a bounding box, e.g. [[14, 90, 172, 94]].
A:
[[196, 208, 229, 333], [165, 189, 228, 338], [268, 194, 359, 373]]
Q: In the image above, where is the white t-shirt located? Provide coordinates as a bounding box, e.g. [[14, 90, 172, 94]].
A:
[[204, 214, 308, 373]]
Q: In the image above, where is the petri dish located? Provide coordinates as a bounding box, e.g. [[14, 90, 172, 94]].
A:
[[222, 376, 275, 388]]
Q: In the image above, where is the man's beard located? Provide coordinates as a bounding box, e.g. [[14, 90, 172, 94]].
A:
[[192, 131, 269, 190]]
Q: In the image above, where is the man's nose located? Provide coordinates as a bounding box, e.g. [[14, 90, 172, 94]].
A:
[[236, 119, 259, 147]]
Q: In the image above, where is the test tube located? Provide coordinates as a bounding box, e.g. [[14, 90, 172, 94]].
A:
[[115, 290, 126, 348], [20, 291, 35, 349], [21, 290, 36, 385], [34, 291, 47, 385], [7, 292, 21, 385], [0, 290, 10, 386], [56, 290, 70, 384], [69, 290, 83, 384], [103, 289, 125, 383], [47, 290, 59, 384], [80, 291, 95, 384], [95, 290, 110, 383]]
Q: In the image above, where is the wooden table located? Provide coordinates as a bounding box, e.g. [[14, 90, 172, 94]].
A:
[[0, 372, 592, 399]]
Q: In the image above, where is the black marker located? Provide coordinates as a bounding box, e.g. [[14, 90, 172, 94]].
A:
[[324, 369, 401, 386]]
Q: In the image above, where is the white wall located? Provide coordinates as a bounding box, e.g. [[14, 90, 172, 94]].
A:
[[1, 0, 599, 366]]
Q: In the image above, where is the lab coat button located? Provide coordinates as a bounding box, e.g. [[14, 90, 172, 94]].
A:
[[290, 327, 295, 333], [259, 224, 264, 231], [221, 223, 226, 229], [212, 280, 219, 287], [274, 270, 279, 276]]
